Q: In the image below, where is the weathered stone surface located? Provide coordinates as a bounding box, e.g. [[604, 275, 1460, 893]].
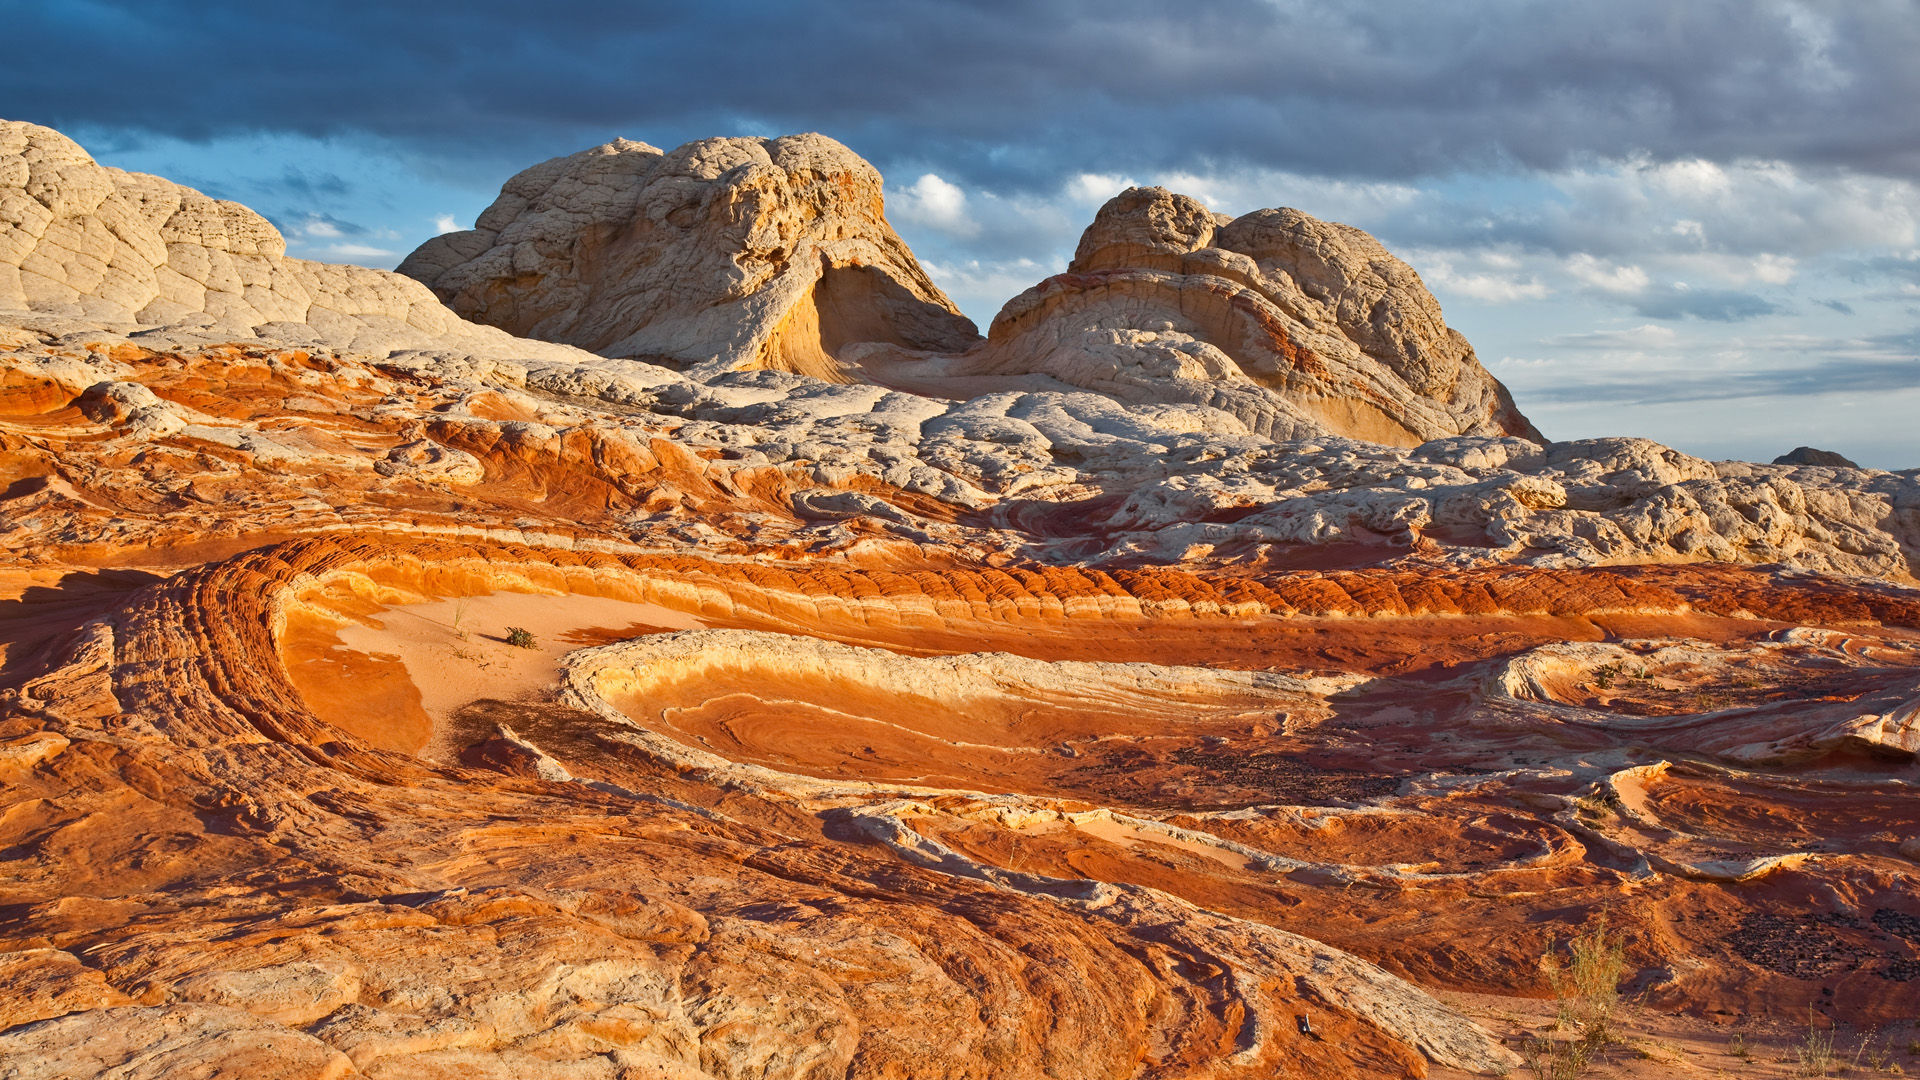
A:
[[3, 320, 1916, 581], [398, 134, 979, 380], [0, 1004, 356, 1080], [942, 186, 1541, 446], [0, 118, 589, 366], [399, 146, 1532, 449]]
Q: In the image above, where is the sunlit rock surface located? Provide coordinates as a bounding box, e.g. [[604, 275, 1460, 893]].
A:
[[937, 186, 1542, 446], [0, 120, 591, 367], [4, 119, 1919, 1079], [398, 133, 980, 381]]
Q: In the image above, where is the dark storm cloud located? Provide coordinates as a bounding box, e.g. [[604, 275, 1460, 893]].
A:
[[265, 211, 370, 237], [260, 167, 354, 202], [5, 0, 1918, 190]]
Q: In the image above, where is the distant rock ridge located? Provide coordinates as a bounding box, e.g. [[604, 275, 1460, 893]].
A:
[[1774, 446, 1860, 469], [398, 133, 981, 381]]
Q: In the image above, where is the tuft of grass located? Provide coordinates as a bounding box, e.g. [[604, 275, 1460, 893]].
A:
[[1797, 1010, 1836, 1078], [505, 626, 537, 649], [1854, 1027, 1898, 1073], [1728, 1031, 1750, 1059], [1525, 914, 1629, 1080]]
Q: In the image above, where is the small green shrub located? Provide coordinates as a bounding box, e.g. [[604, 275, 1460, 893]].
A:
[[505, 626, 537, 649]]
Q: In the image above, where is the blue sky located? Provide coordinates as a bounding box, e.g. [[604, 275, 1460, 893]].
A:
[[7, 0, 1917, 467]]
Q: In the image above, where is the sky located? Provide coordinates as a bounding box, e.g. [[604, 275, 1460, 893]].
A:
[[4, 0, 1917, 467]]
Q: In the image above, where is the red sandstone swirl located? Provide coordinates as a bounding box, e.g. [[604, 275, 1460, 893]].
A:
[[6, 535, 1920, 1077]]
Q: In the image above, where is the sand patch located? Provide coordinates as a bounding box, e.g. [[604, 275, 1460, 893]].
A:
[[285, 592, 708, 757], [1068, 816, 1258, 872]]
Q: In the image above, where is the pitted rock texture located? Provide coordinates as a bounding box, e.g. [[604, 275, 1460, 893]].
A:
[[936, 186, 1540, 446], [398, 133, 979, 380], [0, 118, 591, 366], [3, 321, 1916, 583]]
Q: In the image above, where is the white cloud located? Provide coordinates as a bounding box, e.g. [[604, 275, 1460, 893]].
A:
[[1066, 173, 1136, 206], [1646, 158, 1732, 200], [1565, 255, 1650, 294], [919, 256, 1059, 326], [890, 173, 977, 236], [1547, 157, 1919, 259], [434, 214, 461, 234], [1542, 324, 1680, 349], [322, 242, 397, 259], [296, 217, 343, 239], [1420, 256, 1550, 303], [1146, 168, 1421, 223]]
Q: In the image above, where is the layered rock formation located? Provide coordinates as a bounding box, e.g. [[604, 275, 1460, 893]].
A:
[[5, 320, 1914, 580], [398, 134, 980, 380], [5, 120, 1920, 1080]]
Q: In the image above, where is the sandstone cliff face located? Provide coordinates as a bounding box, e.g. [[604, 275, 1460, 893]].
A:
[[398, 134, 981, 380], [961, 186, 1541, 446]]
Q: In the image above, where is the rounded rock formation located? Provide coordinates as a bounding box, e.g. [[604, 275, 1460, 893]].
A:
[[0, 118, 593, 363], [398, 134, 981, 381], [962, 186, 1542, 446]]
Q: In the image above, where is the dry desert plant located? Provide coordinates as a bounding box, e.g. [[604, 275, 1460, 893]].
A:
[[1524, 914, 1629, 1080], [1798, 1010, 1837, 1078]]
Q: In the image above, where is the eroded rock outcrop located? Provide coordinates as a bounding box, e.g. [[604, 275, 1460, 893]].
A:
[[943, 186, 1541, 446], [4, 323, 1916, 581], [0, 118, 588, 363], [1774, 446, 1860, 469], [399, 139, 1535, 448], [399, 134, 980, 380]]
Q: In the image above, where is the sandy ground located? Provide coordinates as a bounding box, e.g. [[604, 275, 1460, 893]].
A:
[[1062, 817, 1259, 872], [1432, 991, 1920, 1078], [296, 592, 707, 758]]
